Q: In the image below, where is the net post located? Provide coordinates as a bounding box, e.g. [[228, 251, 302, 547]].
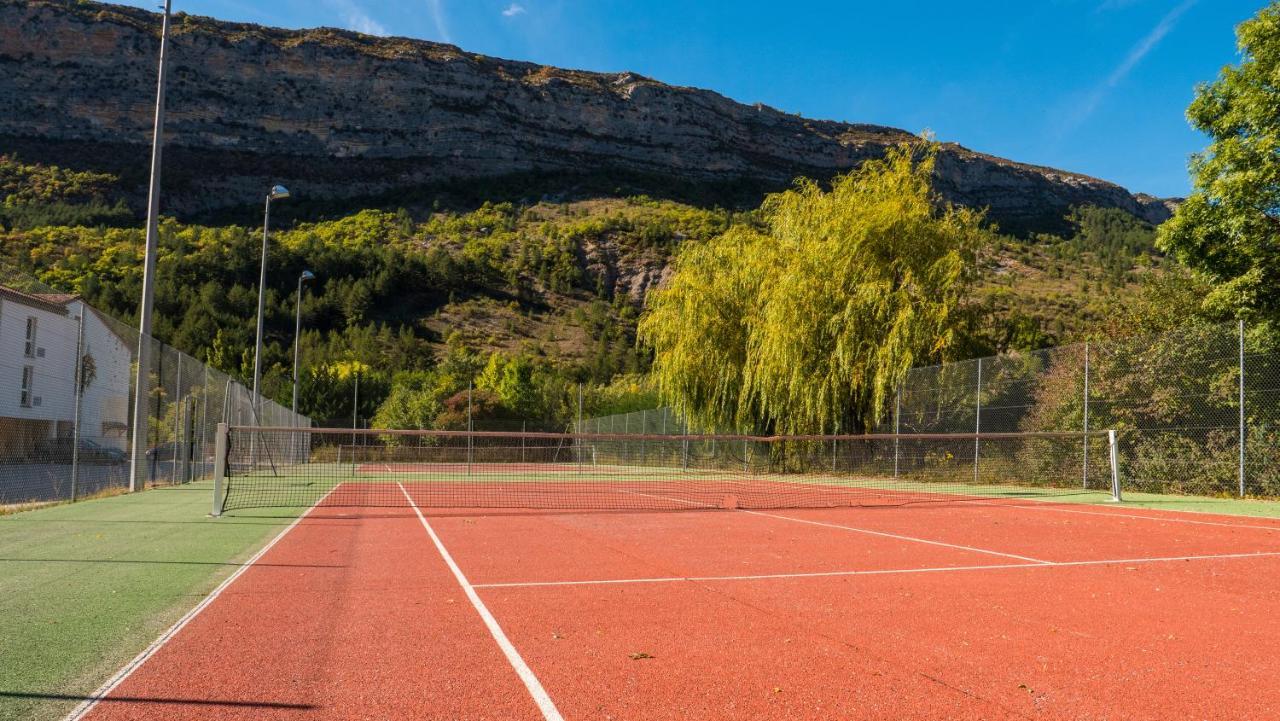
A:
[[211, 422, 228, 516], [1107, 429, 1122, 503]]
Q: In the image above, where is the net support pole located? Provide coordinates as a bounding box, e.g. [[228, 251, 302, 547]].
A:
[[1082, 342, 1090, 489], [211, 422, 228, 516], [973, 358, 982, 484], [1239, 319, 1246, 498], [1107, 429, 1122, 503]]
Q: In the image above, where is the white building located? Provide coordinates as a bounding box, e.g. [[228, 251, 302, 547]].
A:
[[0, 285, 132, 460]]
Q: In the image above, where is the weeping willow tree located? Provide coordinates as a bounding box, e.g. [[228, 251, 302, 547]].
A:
[[638, 140, 990, 434]]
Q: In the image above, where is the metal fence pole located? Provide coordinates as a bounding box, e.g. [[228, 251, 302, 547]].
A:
[[641, 409, 647, 465], [466, 380, 473, 476], [1239, 319, 1246, 498], [973, 358, 982, 484], [200, 365, 210, 478], [1082, 342, 1090, 489], [70, 310, 86, 502], [172, 352, 182, 483], [893, 386, 901, 479], [682, 418, 689, 470]]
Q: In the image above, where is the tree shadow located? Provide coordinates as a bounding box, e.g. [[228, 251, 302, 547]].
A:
[[0, 690, 314, 710]]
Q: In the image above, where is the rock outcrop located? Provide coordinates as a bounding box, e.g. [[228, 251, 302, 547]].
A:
[[0, 0, 1176, 231]]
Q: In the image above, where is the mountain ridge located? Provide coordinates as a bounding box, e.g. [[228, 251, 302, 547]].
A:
[[0, 0, 1175, 235]]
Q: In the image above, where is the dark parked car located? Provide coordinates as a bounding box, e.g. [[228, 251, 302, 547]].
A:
[[32, 438, 128, 464], [146, 442, 198, 463]]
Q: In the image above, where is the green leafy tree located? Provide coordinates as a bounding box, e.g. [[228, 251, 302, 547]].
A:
[[640, 140, 990, 433], [1158, 3, 1280, 318]]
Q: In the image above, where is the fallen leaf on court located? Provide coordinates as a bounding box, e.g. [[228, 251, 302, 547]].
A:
[[628, 652, 654, 660], [773, 687, 783, 694]]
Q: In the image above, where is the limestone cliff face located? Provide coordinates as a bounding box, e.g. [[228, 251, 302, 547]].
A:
[[0, 0, 1175, 230]]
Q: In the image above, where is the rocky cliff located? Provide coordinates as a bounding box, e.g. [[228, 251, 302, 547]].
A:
[[0, 0, 1175, 232]]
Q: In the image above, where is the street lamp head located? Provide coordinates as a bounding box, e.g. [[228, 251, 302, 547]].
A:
[[268, 184, 291, 201], [300, 270, 316, 283]]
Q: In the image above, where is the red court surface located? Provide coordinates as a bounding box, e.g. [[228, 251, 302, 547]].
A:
[[77, 486, 1280, 720]]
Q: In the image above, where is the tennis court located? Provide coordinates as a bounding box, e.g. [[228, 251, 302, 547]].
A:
[[68, 427, 1280, 720]]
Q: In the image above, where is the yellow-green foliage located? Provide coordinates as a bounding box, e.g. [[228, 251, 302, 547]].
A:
[[640, 140, 990, 433]]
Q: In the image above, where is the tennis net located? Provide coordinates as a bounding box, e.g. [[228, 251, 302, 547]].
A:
[[213, 426, 1121, 514]]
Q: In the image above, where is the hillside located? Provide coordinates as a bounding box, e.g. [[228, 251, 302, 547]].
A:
[[0, 0, 1175, 236], [0, 1, 1175, 426]]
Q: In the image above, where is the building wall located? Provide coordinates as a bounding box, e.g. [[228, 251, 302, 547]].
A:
[[0, 296, 134, 457]]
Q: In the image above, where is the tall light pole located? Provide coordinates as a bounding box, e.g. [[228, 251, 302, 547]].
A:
[[250, 184, 290, 426], [292, 269, 315, 419], [129, 0, 173, 494]]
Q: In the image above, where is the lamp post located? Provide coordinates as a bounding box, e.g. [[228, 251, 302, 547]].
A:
[[128, 0, 173, 493], [250, 184, 290, 426], [292, 270, 314, 420]]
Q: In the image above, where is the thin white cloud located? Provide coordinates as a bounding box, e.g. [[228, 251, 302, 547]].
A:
[[324, 0, 387, 36], [1062, 0, 1198, 133], [427, 0, 453, 43], [502, 3, 527, 17]]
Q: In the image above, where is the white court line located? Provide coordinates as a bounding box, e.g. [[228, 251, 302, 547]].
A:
[[987, 500, 1280, 533], [396, 483, 564, 721], [619, 489, 1051, 565], [743, 509, 1053, 564], [473, 550, 1280, 589], [64, 485, 341, 721]]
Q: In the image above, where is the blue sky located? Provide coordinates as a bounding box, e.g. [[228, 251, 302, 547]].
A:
[[119, 0, 1268, 198]]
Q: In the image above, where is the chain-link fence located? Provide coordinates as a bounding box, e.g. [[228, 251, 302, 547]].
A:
[[0, 267, 310, 507], [582, 320, 1280, 499]]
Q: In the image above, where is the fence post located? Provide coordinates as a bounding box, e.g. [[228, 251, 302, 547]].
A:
[[466, 380, 473, 477], [973, 358, 982, 484], [641, 409, 647, 466], [70, 310, 86, 502], [211, 422, 228, 516], [200, 365, 210, 479], [1239, 319, 1246, 498], [682, 419, 689, 470], [576, 384, 584, 472], [1108, 429, 1122, 503], [172, 352, 182, 483], [893, 386, 901, 479], [1082, 342, 1090, 489], [521, 420, 526, 464]]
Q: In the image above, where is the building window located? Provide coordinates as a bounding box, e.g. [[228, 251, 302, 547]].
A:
[[20, 365, 34, 408], [24, 316, 37, 358]]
